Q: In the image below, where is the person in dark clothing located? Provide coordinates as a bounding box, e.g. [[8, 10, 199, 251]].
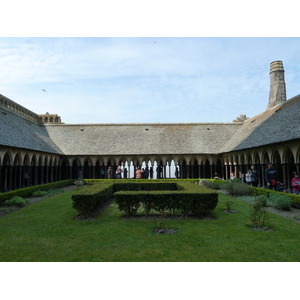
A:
[[149, 167, 153, 179], [175, 167, 179, 179], [265, 162, 278, 190], [123, 167, 128, 179], [250, 165, 258, 187], [115, 165, 122, 179]]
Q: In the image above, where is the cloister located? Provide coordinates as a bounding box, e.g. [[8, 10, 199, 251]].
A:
[[1, 139, 299, 191], [1, 60, 300, 192]]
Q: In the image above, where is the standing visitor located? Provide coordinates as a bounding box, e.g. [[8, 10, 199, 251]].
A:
[[107, 166, 113, 179], [250, 165, 258, 187], [175, 167, 179, 179], [115, 165, 122, 179], [149, 167, 153, 179], [136, 167, 143, 179], [291, 172, 300, 195], [124, 167, 128, 179], [265, 162, 278, 190], [245, 169, 252, 185]]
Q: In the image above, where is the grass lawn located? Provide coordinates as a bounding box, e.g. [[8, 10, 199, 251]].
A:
[[0, 188, 299, 262]]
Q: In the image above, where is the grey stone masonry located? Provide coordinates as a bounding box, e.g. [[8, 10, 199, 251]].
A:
[[267, 60, 286, 109]]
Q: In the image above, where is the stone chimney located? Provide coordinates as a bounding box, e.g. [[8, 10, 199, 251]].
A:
[[267, 60, 286, 109]]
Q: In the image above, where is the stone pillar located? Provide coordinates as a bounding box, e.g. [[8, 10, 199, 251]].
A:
[[261, 164, 265, 187], [267, 60, 286, 109], [8, 166, 13, 191], [225, 164, 229, 180], [281, 163, 287, 188]]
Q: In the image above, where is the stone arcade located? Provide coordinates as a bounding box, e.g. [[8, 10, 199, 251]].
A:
[[1, 61, 300, 191]]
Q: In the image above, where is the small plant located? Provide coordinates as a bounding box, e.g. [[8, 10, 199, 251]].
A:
[[225, 200, 234, 212], [32, 190, 48, 197], [202, 180, 221, 190], [46, 188, 64, 196], [4, 196, 28, 207], [222, 178, 253, 196], [255, 195, 267, 206], [266, 193, 292, 211], [249, 199, 269, 228], [75, 180, 84, 189], [155, 211, 167, 230]]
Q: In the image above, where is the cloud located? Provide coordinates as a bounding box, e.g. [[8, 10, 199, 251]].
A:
[[1, 37, 300, 124]]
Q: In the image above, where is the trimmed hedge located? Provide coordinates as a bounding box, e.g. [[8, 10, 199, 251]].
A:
[[0, 179, 74, 205], [71, 183, 113, 218], [114, 181, 218, 217], [71, 180, 218, 218], [112, 181, 178, 192]]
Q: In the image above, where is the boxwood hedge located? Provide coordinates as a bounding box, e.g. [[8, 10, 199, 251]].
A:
[[72, 180, 218, 218], [0, 179, 74, 205]]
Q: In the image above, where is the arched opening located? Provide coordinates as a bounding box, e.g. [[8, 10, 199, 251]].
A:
[[215, 158, 223, 179], [72, 160, 80, 179], [13, 153, 22, 190], [284, 148, 295, 190], [273, 150, 282, 182], [61, 159, 69, 180], [1, 152, 12, 191], [204, 159, 210, 179], [192, 159, 199, 178]]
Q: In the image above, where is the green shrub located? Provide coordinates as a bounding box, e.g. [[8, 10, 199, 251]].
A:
[[32, 190, 48, 197], [0, 179, 74, 204], [267, 193, 292, 211], [255, 195, 268, 206], [4, 196, 28, 207], [71, 183, 113, 218], [237, 195, 256, 204], [249, 199, 269, 228], [222, 178, 253, 196], [225, 200, 234, 212], [114, 182, 218, 217], [201, 180, 221, 190]]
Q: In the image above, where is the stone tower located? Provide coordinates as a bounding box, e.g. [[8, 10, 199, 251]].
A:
[[267, 60, 286, 109]]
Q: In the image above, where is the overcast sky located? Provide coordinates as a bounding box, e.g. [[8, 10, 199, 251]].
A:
[[1, 36, 300, 124]]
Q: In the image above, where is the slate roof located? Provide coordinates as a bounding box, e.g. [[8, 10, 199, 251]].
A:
[[220, 94, 300, 153], [45, 122, 241, 156], [0, 107, 63, 154], [1, 94, 300, 157]]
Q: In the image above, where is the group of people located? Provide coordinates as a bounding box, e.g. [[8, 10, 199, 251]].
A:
[[106, 165, 155, 179], [261, 162, 300, 195], [101, 162, 300, 195], [228, 165, 259, 187], [227, 162, 300, 195]]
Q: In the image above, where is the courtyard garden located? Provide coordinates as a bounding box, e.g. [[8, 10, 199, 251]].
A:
[[0, 179, 300, 262]]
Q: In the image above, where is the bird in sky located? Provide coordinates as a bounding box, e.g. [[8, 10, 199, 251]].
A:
[[42, 89, 46, 92]]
